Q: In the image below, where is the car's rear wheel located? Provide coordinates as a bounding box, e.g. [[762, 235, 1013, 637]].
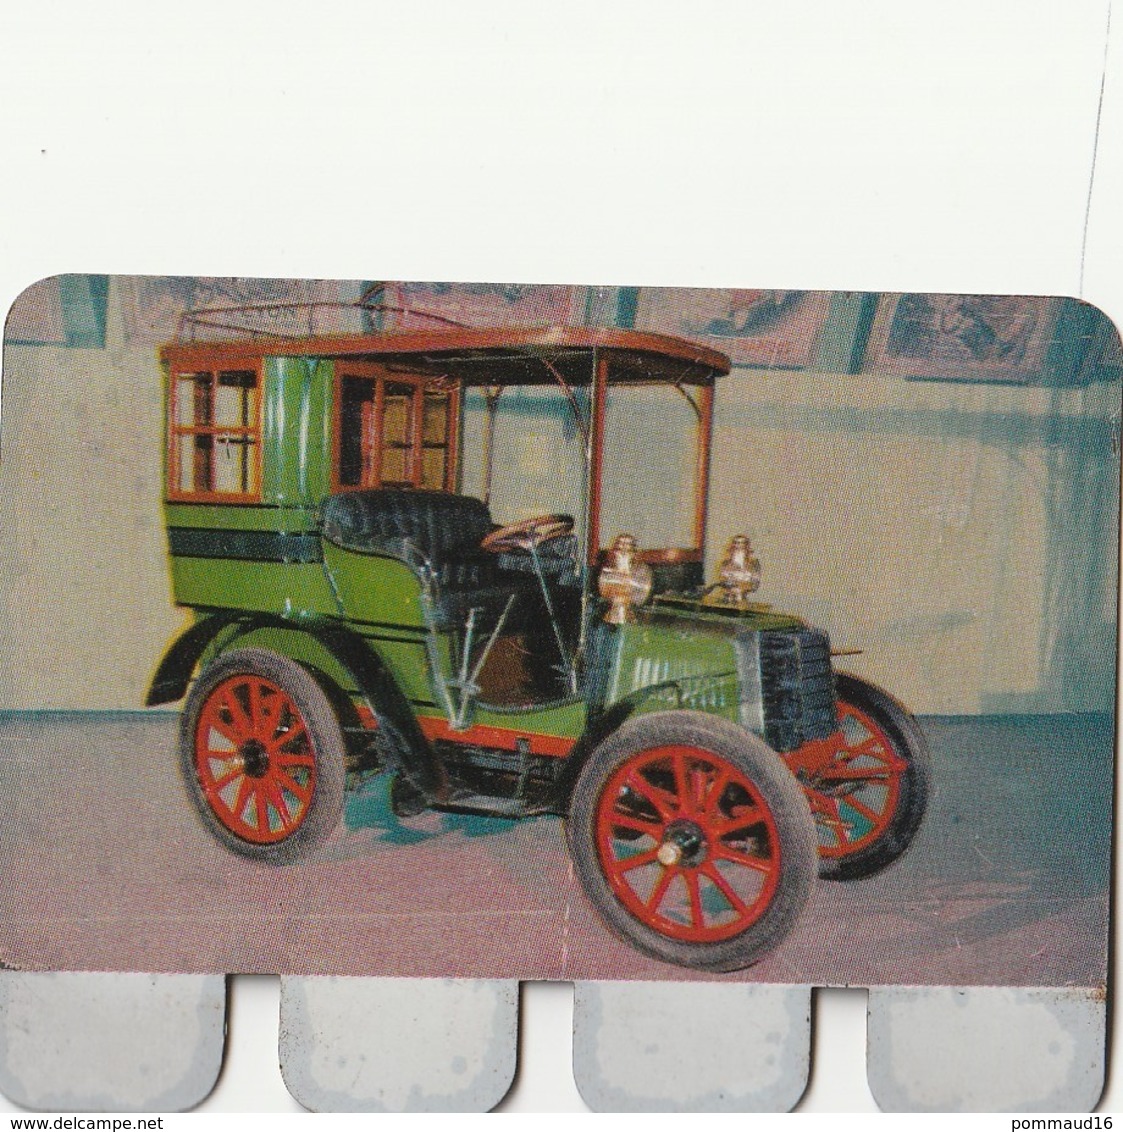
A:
[[181, 648, 345, 862], [568, 711, 817, 972], [785, 673, 931, 880]]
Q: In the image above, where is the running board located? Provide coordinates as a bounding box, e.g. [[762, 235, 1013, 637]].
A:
[[434, 791, 554, 819]]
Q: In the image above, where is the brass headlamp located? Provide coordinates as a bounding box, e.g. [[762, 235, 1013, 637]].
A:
[[598, 534, 653, 624], [717, 534, 761, 606]]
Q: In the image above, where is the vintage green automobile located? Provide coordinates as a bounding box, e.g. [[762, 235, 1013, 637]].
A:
[[148, 314, 930, 971]]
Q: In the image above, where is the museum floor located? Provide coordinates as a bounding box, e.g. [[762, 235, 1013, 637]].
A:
[[0, 712, 1110, 987]]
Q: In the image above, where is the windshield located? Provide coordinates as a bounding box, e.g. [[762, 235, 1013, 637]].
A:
[[459, 386, 587, 534], [460, 367, 710, 571], [600, 383, 699, 553]]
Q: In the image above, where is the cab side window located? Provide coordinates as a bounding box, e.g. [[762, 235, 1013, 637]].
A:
[[169, 368, 261, 501], [336, 369, 457, 492]]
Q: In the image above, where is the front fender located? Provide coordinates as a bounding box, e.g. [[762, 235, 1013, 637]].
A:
[[556, 676, 740, 806], [146, 612, 243, 706]]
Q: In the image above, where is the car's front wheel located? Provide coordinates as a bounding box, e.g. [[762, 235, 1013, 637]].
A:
[[568, 711, 818, 972]]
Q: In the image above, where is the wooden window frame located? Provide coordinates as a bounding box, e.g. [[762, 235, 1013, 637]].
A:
[[332, 362, 460, 493], [167, 363, 264, 504]]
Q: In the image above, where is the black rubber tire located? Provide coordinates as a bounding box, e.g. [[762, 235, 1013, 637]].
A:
[[180, 647, 346, 864], [567, 711, 818, 972], [815, 673, 932, 881]]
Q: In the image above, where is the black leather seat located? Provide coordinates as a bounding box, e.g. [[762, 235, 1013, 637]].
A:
[[320, 489, 537, 628]]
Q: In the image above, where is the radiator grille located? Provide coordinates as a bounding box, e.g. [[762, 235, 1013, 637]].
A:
[[759, 627, 837, 752]]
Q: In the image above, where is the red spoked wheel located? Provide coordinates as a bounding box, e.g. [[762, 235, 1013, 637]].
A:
[[569, 712, 817, 972], [595, 745, 782, 943], [195, 674, 318, 844], [181, 648, 345, 862], [785, 672, 931, 881]]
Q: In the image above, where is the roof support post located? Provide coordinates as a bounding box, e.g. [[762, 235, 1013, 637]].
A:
[[586, 350, 609, 568], [694, 382, 715, 551]]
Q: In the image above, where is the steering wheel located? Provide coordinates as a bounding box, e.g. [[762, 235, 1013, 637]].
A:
[[480, 513, 575, 554]]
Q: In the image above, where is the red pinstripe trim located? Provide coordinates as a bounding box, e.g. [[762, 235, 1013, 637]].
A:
[[420, 715, 575, 758], [353, 704, 576, 757]]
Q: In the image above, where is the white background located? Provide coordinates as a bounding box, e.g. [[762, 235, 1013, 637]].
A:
[[0, 0, 1119, 1113]]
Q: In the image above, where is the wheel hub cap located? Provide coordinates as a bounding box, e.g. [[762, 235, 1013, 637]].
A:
[[658, 819, 707, 867], [238, 738, 269, 779]]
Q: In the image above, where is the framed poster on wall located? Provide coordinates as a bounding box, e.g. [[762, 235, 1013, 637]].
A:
[[117, 276, 364, 343], [861, 293, 1085, 384], [375, 281, 585, 330], [632, 287, 870, 372]]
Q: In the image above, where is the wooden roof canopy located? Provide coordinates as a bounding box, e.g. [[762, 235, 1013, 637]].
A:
[[160, 326, 732, 387]]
